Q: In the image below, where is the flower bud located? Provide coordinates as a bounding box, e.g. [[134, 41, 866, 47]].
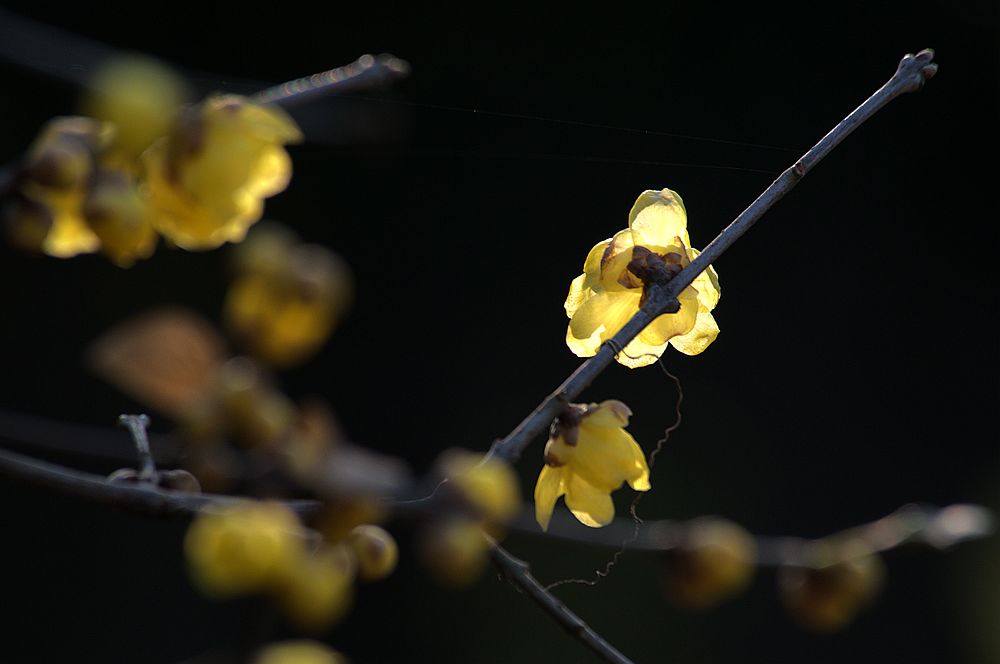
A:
[[778, 538, 884, 632], [661, 517, 756, 609], [419, 519, 489, 588], [348, 525, 399, 581]]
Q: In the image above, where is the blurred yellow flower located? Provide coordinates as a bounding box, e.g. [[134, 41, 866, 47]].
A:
[[565, 188, 721, 368], [224, 225, 353, 367], [436, 449, 521, 525], [184, 501, 305, 597], [84, 167, 158, 266], [254, 641, 346, 664], [535, 399, 649, 530], [8, 117, 112, 258], [82, 55, 189, 163], [277, 545, 354, 631], [144, 95, 302, 249]]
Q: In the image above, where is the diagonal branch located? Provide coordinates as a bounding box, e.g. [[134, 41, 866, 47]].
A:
[[490, 541, 635, 664], [489, 49, 938, 463]]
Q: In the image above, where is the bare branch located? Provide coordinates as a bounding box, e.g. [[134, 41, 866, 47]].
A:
[[3, 443, 988, 568], [489, 541, 635, 664], [252, 54, 410, 108], [489, 49, 938, 463], [0, 445, 317, 519], [516, 502, 993, 566]]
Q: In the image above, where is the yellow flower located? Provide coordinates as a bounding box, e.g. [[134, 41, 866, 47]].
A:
[[565, 188, 721, 368], [10, 117, 113, 258], [224, 226, 353, 367], [254, 641, 347, 664], [82, 55, 189, 163], [534, 399, 650, 530], [184, 501, 305, 597], [436, 449, 521, 525], [144, 95, 302, 249]]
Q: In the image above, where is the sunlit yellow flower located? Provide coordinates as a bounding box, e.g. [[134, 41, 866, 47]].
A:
[[534, 399, 649, 530], [565, 188, 721, 368], [144, 95, 302, 249], [224, 225, 353, 367], [184, 502, 305, 597]]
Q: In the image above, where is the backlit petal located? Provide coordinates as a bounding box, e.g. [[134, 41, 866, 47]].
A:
[[669, 308, 720, 356], [565, 474, 615, 528], [534, 465, 566, 531], [572, 425, 650, 492], [637, 285, 699, 346], [567, 290, 642, 358], [564, 239, 609, 318], [627, 189, 690, 249], [686, 248, 721, 312]]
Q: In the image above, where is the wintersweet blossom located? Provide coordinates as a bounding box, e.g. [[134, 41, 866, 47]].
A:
[[534, 399, 650, 530], [144, 95, 302, 249], [565, 188, 721, 368]]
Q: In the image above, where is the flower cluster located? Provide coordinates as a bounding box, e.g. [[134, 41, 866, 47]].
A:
[[3, 56, 301, 265], [565, 188, 721, 368], [185, 501, 398, 631], [419, 450, 521, 586]]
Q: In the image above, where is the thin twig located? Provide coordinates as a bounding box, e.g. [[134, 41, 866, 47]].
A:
[[0, 445, 317, 518], [489, 49, 938, 463], [4, 443, 988, 569], [252, 54, 410, 108], [490, 541, 635, 664], [118, 414, 156, 483]]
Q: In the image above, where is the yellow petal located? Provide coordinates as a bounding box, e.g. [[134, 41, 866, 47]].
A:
[[616, 335, 669, 368], [627, 189, 691, 250], [572, 425, 650, 492], [599, 228, 637, 291], [637, 285, 699, 346], [686, 248, 721, 312], [584, 400, 633, 428], [567, 290, 642, 357], [564, 239, 609, 318], [669, 308, 720, 356], [534, 464, 566, 531], [565, 474, 615, 528]]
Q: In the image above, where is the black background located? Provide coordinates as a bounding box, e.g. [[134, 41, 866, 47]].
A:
[[0, 2, 998, 663]]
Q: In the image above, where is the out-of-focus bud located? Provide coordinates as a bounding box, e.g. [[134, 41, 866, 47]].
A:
[[82, 55, 189, 161], [661, 516, 757, 609], [254, 640, 347, 664], [778, 538, 884, 632], [348, 525, 399, 581], [184, 501, 305, 597], [419, 519, 489, 588], [277, 545, 354, 632], [83, 167, 157, 266], [225, 231, 353, 367], [3, 194, 53, 252], [317, 499, 387, 543], [215, 356, 295, 448], [435, 449, 521, 526]]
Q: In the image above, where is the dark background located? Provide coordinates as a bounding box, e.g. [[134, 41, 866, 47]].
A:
[[1, 2, 998, 662]]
